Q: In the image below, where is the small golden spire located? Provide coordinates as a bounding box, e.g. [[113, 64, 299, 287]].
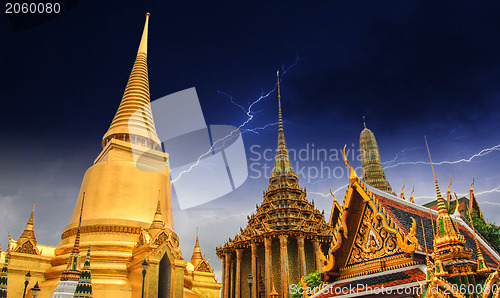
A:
[[190, 227, 203, 266], [400, 181, 406, 200], [18, 202, 37, 242], [424, 136, 447, 214], [410, 184, 415, 203]]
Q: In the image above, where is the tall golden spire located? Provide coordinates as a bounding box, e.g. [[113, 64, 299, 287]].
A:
[[272, 70, 293, 176], [102, 13, 161, 150]]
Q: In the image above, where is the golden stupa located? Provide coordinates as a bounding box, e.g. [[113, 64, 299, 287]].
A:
[[0, 13, 221, 298]]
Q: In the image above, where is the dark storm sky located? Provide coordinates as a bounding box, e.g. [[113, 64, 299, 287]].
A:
[[1, 0, 500, 280]]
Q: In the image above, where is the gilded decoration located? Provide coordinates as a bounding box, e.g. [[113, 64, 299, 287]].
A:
[[14, 240, 38, 255], [347, 204, 400, 266]]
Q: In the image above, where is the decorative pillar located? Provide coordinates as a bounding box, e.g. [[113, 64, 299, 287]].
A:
[[251, 242, 258, 298], [236, 249, 242, 298], [264, 237, 272, 297], [297, 235, 306, 278], [312, 240, 321, 272], [224, 252, 232, 298], [280, 235, 290, 298]]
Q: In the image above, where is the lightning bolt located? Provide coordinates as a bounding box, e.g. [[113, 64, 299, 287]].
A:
[[383, 144, 500, 170], [171, 57, 301, 183], [308, 184, 348, 198]]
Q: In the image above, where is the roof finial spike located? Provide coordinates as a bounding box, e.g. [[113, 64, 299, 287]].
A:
[[410, 184, 415, 203], [195, 227, 200, 247], [363, 115, 366, 128], [138, 13, 150, 55], [400, 181, 406, 200], [453, 193, 461, 216], [28, 202, 35, 225], [424, 136, 446, 214]]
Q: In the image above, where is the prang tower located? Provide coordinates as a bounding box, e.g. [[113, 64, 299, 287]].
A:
[[359, 122, 392, 193]]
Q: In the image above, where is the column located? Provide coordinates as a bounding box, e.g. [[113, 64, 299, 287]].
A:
[[236, 249, 242, 298], [312, 239, 321, 271], [222, 254, 227, 298], [280, 235, 290, 298], [251, 242, 258, 298], [264, 237, 272, 297], [224, 252, 232, 298], [297, 235, 306, 278]]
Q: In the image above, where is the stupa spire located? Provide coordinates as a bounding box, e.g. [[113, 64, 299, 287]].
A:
[[272, 71, 293, 176], [102, 13, 161, 150]]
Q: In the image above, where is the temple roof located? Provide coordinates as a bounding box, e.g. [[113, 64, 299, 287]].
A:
[[216, 74, 332, 254], [102, 13, 161, 149]]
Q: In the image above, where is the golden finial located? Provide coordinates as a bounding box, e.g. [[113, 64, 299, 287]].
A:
[[410, 184, 415, 203], [400, 181, 406, 200], [363, 116, 366, 128], [424, 136, 446, 214], [195, 227, 200, 247], [329, 187, 337, 203], [28, 202, 35, 225], [138, 13, 150, 55], [471, 176, 475, 191], [343, 144, 358, 182]]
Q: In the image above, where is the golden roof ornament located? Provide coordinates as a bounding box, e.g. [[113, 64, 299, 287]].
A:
[[410, 184, 415, 203], [400, 181, 405, 200]]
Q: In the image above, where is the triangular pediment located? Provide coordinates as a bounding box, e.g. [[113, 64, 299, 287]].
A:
[[345, 203, 403, 266]]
